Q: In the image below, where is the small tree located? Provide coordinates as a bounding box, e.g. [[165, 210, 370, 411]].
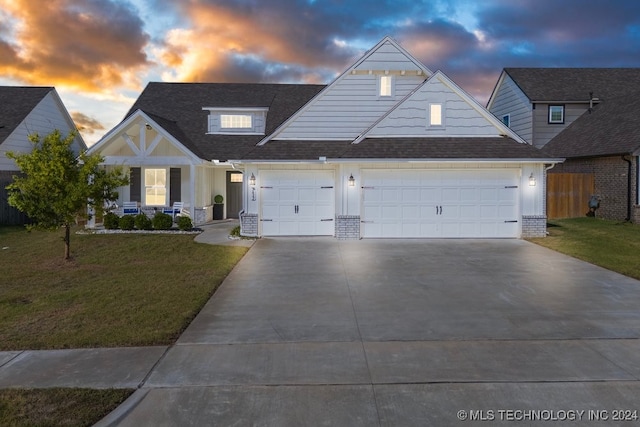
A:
[[6, 130, 129, 260]]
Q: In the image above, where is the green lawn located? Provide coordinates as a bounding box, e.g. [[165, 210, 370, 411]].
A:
[[0, 388, 133, 427], [0, 226, 247, 350], [0, 226, 247, 425], [528, 217, 640, 280]]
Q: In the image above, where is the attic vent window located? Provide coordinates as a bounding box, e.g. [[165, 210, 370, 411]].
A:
[[429, 103, 443, 126], [221, 114, 252, 129], [379, 75, 393, 97]]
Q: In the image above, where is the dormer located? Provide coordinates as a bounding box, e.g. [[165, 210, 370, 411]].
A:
[[203, 107, 268, 135]]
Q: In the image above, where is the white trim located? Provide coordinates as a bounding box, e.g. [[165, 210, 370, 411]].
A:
[[428, 103, 444, 127], [202, 107, 269, 112]]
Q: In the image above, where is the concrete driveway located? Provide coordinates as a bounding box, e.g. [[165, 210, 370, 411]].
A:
[[100, 238, 640, 426]]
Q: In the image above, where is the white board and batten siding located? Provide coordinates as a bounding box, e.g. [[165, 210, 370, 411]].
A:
[[368, 77, 500, 137], [0, 91, 82, 171], [488, 74, 533, 143], [260, 170, 335, 236], [276, 40, 427, 141], [361, 169, 520, 238]]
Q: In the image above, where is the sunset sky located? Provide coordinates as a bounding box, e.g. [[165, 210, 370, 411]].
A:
[[1, 0, 639, 146]]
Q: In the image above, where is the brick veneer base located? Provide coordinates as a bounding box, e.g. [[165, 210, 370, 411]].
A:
[[240, 212, 258, 237], [336, 215, 360, 239], [522, 215, 547, 238]]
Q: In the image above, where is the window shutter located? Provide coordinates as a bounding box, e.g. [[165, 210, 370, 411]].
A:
[[170, 168, 181, 205], [130, 167, 141, 202]]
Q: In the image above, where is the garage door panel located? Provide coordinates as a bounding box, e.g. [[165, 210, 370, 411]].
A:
[[260, 171, 335, 236], [362, 169, 520, 238]]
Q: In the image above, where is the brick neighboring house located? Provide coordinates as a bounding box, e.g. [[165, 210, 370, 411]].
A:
[[488, 68, 640, 222], [542, 92, 640, 223]]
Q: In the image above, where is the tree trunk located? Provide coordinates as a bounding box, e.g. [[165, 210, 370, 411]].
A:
[[64, 223, 71, 261]]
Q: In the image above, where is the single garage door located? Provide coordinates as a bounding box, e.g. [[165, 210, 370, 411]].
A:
[[261, 170, 335, 236], [361, 169, 520, 238]]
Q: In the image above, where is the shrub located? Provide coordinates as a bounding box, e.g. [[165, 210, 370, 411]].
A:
[[134, 213, 153, 230], [103, 212, 119, 230], [230, 225, 241, 237], [119, 214, 135, 230], [152, 212, 173, 230], [214, 194, 223, 204], [177, 215, 193, 231]]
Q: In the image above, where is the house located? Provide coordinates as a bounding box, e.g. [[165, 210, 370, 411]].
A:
[[0, 86, 86, 225], [487, 68, 640, 222], [89, 37, 561, 238]]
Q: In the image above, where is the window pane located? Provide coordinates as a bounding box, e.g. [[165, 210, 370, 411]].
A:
[[229, 173, 243, 183], [221, 114, 252, 128], [549, 106, 564, 123], [502, 115, 510, 127], [430, 104, 442, 126], [144, 168, 166, 206], [380, 76, 392, 97]]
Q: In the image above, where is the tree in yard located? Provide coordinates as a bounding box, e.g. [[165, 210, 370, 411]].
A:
[[6, 130, 129, 260]]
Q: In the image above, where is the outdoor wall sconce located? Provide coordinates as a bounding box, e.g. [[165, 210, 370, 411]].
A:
[[249, 173, 256, 186], [529, 173, 536, 186], [145, 123, 152, 130], [348, 174, 355, 187]]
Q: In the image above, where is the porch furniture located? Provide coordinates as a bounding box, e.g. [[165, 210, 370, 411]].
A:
[[163, 202, 184, 220], [123, 202, 139, 215]]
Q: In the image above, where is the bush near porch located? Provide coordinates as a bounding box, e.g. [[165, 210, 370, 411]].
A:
[[527, 218, 640, 280]]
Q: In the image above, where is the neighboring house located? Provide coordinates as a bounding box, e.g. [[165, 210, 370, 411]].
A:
[[488, 68, 640, 222], [542, 92, 640, 222], [90, 37, 561, 238], [0, 86, 86, 225]]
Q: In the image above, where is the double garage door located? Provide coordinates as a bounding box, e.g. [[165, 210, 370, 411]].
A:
[[361, 169, 520, 238], [259, 169, 520, 238]]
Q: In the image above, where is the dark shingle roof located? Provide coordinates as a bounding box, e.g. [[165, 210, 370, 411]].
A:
[[0, 86, 53, 142], [243, 137, 556, 161], [126, 82, 325, 161], [505, 68, 640, 102], [543, 92, 640, 158]]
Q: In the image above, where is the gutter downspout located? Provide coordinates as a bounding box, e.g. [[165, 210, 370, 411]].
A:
[[622, 155, 632, 222], [544, 163, 557, 219]]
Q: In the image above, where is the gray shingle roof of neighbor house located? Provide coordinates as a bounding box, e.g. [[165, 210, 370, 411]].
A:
[[504, 68, 640, 102], [543, 91, 640, 158], [126, 82, 326, 161], [241, 137, 554, 161], [0, 86, 54, 143]]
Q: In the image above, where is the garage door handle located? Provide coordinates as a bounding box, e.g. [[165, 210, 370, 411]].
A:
[[261, 219, 273, 222], [435, 206, 442, 215], [321, 219, 334, 222], [504, 220, 518, 223]]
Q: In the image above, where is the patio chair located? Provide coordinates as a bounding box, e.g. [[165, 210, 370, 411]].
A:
[[163, 202, 184, 220], [123, 202, 139, 215]]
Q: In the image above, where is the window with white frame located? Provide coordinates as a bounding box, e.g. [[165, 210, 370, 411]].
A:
[[221, 114, 252, 129], [429, 103, 443, 126], [145, 168, 167, 206], [502, 114, 510, 127], [379, 75, 393, 97], [548, 105, 564, 124]]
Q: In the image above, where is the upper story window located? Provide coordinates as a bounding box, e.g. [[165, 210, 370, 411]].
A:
[[203, 107, 268, 135], [502, 114, 510, 127], [379, 75, 393, 97], [221, 114, 252, 129], [429, 103, 443, 126], [548, 105, 565, 124]]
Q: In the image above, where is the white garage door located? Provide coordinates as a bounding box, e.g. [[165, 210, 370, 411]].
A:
[[361, 169, 520, 238], [261, 171, 335, 236]]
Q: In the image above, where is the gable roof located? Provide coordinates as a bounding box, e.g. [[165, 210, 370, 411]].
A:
[[0, 86, 54, 142], [258, 36, 432, 144], [543, 91, 640, 158], [504, 68, 640, 102], [121, 82, 324, 161]]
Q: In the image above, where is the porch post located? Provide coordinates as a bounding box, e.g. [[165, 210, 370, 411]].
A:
[[190, 164, 196, 224]]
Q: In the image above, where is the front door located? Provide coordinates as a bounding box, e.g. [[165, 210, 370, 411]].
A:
[[226, 171, 243, 219]]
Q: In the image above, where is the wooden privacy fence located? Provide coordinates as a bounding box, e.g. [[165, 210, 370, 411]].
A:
[[547, 173, 595, 219]]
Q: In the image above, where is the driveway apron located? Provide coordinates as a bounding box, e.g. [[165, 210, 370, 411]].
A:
[[99, 238, 640, 426]]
